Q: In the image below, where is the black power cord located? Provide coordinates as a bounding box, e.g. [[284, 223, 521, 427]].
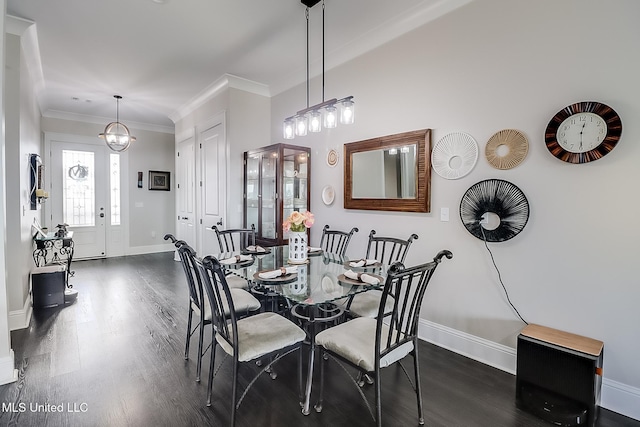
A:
[[480, 224, 528, 325]]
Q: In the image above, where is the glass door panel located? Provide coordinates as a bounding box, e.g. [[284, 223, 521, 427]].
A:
[[245, 154, 260, 230], [283, 159, 295, 222], [63, 150, 96, 226], [261, 151, 277, 239]]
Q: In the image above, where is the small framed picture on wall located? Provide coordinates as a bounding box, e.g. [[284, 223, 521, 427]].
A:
[[148, 170, 170, 191]]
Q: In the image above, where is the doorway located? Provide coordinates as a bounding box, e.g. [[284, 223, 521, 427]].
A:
[[45, 133, 125, 260]]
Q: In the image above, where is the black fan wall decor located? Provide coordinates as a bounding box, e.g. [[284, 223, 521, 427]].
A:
[[459, 179, 530, 242]]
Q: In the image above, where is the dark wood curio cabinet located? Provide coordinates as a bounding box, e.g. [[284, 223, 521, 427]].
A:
[[243, 143, 311, 247]]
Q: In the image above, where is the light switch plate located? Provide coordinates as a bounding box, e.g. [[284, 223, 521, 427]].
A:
[[440, 207, 449, 222]]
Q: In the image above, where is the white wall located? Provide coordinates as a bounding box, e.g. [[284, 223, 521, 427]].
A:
[[5, 29, 41, 330], [41, 117, 176, 252], [173, 84, 271, 233], [267, 0, 640, 419]]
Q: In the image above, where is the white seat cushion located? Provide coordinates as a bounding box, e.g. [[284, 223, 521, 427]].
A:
[[216, 312, 306, 362], [315, 317, 413, 372], [347, 291, 394, 318], [192, 288, 260, 321], [225, 273, 250, 290]]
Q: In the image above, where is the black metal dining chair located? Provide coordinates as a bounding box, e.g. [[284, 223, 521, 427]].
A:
[[315, 250, 453, 427], [197, 255, 306, 426], [172, 238, 260, 383], [212, 225, 257, 290], [345, 229, 419, 318], [318, 224, 359, 257], [212, 224, 256, 253]]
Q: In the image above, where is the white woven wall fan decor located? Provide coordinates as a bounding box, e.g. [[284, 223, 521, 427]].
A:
[[485, 129, 528, 170], [431, 132, 479, 179]]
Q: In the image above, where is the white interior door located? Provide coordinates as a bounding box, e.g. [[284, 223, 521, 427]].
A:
[[198, 122, 227, 256], [50, 141, 107, 259], [176, 135, 196, 247]]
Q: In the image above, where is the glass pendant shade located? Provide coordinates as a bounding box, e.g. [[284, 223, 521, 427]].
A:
[[339, 98, 355, 125], [295, 114, 308, 137], [309, 110, 322, 132], [324, 105, 337, 128], [99, 121, 136, 152], [283, 118, 295, 139], [98, 95, 136, 152]]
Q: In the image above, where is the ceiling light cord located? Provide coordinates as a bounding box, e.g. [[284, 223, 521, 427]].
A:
[[322, 0, 325, 102], [115, 95, 121, 123], [282, 0, 354, 139], [306, 7, 310, 109]]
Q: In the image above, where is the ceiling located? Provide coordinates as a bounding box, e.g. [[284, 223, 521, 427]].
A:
[[6, 0, 470, 132]]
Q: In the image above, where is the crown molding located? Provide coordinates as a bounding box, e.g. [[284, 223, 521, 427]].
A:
[[6, 15, 46, 107], [42, 109, 175, 134], [169, 73, 270, 123]]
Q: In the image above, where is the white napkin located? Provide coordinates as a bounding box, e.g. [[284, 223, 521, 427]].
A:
[[344, 269, 380, 285], [258, 266, 298, 279], [348, 259, 378, 268], [246, 245, 267, 253], [219, 254, 253, 265], [307, 246, 322, 253]]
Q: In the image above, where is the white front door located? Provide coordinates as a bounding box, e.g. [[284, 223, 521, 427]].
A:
[[49, 140, 108, 259], [176, 134, 196, 247], [198, 121, 227, 256]]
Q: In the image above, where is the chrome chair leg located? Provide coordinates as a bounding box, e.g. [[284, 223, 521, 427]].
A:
[[313, 349, 325, 413], [206, 339, 216, 407], [196, 315, 205, 382], [185, 308, 193, 360], [413, 348, 425, 425]]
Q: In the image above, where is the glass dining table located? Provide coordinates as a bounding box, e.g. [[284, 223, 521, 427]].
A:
[[218, 245, 388, 416]]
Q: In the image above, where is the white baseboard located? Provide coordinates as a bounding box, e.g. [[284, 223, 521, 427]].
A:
[[9, 295, 32, 331], [418, 318, 516, 374], [125, 243, 175, 256], [0, 350, 18, 385], [418, 319, 640, 421], [601, 377, 640, 421]]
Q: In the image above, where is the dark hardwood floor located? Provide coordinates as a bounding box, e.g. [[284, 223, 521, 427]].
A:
[[1, 252, 637, 426]]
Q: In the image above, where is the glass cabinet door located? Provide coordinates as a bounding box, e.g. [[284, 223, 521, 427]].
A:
[[245, 154, 260, 231], [261, 150, 277, 239], [245, 144, 311, 246], [284, 148, 308, 216]]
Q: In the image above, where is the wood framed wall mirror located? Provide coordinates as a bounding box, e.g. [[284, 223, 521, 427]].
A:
[[344, 129, 431, 212]]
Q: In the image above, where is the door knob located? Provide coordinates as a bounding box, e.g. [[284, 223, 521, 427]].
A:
[[99, 213, 105, 218], [216, 218, 223, 226]]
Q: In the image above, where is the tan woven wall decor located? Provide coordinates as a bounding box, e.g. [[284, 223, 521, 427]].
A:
[[485, 129, 528, 170]]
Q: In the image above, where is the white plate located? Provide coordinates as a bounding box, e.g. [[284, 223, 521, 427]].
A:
[[326, 149, 339, 167], [322, 185, 335, 205]]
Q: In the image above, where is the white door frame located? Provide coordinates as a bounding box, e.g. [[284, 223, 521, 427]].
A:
[[44, 132, 129, 258], [175, 129, 197, 248], [195, 112, 228, 256]]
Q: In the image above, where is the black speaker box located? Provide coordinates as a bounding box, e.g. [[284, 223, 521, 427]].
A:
[[31, 265, 66, 308]]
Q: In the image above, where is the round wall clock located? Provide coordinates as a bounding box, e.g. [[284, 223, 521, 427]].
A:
[[545, 101, 622, 164]]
